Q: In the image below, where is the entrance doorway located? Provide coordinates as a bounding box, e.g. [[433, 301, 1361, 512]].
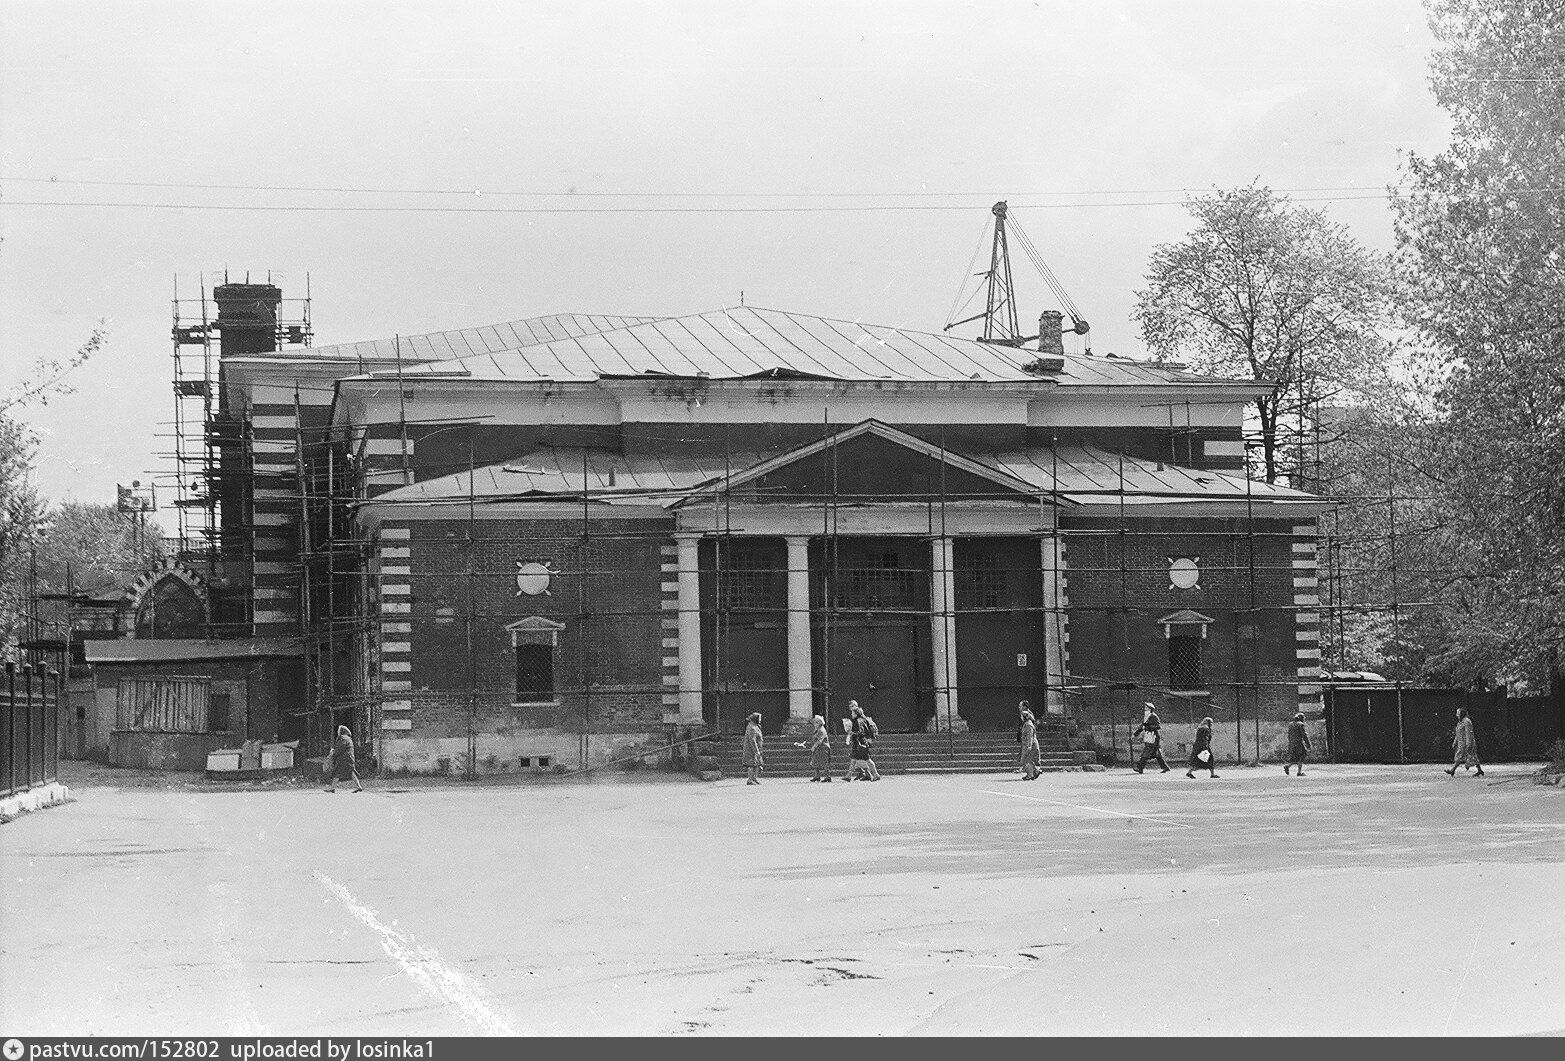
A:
[[819, 622, 923, 732]]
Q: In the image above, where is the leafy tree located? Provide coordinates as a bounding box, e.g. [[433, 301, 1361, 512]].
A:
[[1391, 0, 1565, 687], [1134, 184, 1393, 484]]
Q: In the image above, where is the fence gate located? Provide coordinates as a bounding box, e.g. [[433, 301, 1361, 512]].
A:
[[3, 662, 61, 799]]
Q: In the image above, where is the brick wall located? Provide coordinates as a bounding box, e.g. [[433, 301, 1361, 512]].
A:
[[372, 513, 676, 772], [1060, 513, 1313, 759]]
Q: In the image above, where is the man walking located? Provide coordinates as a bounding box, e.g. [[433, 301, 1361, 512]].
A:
[[846, 700, 881, 781], [1446, 706, 1484, 777], [325, 724, 363, 793], [1132, 702, 1170, 774], [1284, 712, 1311, 775], [742, 712, 765, 785]]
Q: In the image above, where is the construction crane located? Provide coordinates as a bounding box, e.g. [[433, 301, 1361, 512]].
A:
[[943, 200, 1091, 352]]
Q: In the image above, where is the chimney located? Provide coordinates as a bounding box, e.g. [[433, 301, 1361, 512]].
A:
[[1037, 310, 1065, 357], [213, 282, 283, 357]]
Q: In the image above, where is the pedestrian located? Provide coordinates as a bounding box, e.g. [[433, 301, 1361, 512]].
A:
[[1284, 712, 1311, 775], [795, 714, 832, 782], [742, 712, 765, 785], [1132, 702, 1170, 774], [1185, 716, 1218, 779], [1019, 705, 1042, 780], [1015, 699, 1031, 774], [325, 724, 363, 793], [846, 700, 881, 781], [1446, 706, 1484, 777]]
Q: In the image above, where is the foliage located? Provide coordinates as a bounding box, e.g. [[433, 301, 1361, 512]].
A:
[[1390, 0, 1565, 688], [0, 327, 111, 655], [1134, 184, 1394, 483], [0, 413, 46, 650]]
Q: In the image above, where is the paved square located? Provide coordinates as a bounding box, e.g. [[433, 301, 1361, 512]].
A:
[[3, 763, 1562, 1035]]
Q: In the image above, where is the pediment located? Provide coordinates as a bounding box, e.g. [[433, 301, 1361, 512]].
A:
[[670, 420, 1040, 508]]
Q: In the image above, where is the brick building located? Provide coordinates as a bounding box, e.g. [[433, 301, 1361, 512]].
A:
[[214, 305, 1326, 773]]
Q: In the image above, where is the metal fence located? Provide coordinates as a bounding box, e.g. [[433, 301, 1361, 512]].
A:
[[1325, 686, 1564, 763], [2, 662, 61, 799]]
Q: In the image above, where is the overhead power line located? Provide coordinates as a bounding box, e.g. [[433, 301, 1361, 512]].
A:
[[0, 194, 1408, 216], [0, 175, 1411, 198]]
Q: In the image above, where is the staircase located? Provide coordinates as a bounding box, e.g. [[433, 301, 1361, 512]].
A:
[[708, 727, 1079, 778]]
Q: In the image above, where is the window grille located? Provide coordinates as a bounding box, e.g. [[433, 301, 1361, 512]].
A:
[[717, 539, 783, 611], [515, 644, 555, 702], [1168, 634, 1204, 691], [826, 548, 920, 611], [956, 552, 1007, 610]]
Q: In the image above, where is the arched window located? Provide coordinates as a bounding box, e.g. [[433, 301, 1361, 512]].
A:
[[135, 575, 206, 639]]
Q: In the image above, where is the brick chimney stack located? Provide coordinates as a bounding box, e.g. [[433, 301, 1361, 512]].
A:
[[1037, 310, 1065, 356]]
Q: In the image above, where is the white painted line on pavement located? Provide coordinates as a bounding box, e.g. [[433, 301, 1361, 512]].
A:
[[315, 872, 522, 1035], [977, 788, 1193, 829]]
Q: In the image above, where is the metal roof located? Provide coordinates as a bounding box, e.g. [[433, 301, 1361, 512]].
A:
[[363, 306, 1243, 388], [257, 313, 662, 365], [367, 423, 1318, 508]]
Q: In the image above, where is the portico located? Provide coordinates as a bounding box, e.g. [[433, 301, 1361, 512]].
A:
[[665, 422, 1068, 733]]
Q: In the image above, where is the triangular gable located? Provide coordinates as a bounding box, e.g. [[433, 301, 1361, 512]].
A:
[[669, 420, 1051, 509]]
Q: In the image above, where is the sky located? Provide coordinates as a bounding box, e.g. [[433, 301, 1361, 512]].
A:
[[0, 0, 1451, 532]]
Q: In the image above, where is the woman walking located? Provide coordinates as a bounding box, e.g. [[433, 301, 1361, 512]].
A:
[[847, 700, 881, 781], [796, 714, 832, 782], [1185, 716, 1218, 779], [742, 712, 765, 785], [1019, 705, 1042, 781], [1447, 706, 1484, 777], [1285, 712, 1311, 775], [325, 724, 363, 793]]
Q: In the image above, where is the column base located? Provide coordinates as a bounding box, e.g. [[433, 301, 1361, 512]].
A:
[[925, 713, 969, 733]]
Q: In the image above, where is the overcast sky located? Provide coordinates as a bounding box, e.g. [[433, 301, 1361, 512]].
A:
[[0, 0, 1450, 528]]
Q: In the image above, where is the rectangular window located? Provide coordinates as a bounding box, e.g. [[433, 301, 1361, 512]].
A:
[[717, 539, 784, 612], [208, 692, 232, 732], [956, 552, 1007, 610], [1168, 634, 1203, 691], [827, 546, 921, 611], [515, 643, 555, 703]]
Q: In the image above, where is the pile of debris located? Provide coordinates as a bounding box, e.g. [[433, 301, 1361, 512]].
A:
[[206, 739, 298, 780]]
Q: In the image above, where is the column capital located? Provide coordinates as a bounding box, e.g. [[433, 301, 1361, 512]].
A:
[[783, 534, 811, 547], [673, 531, 704, 543]]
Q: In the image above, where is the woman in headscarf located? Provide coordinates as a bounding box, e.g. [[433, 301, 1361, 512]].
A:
[[1019, 705, 1042, 781], [1185, 716, 1218, 779], [1447, 706, 1484, 777], [742, 712, 765, 785], [1285, 712, 1311, 776], [795, 714, 832, 782], [325, 724, 363, 793], [846, 700, 881, 781]]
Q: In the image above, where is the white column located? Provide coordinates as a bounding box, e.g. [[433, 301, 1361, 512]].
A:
[[930, 536, 960, 728], [1041, 532, 1067, 715], [675, 534, 704, 724], [785, 536, 814, 721]]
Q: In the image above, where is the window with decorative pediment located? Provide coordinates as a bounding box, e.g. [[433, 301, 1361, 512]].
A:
[[508, 617, 564, 706]]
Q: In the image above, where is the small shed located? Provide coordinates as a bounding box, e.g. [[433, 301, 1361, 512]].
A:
[[81, 638, 303, 770]]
